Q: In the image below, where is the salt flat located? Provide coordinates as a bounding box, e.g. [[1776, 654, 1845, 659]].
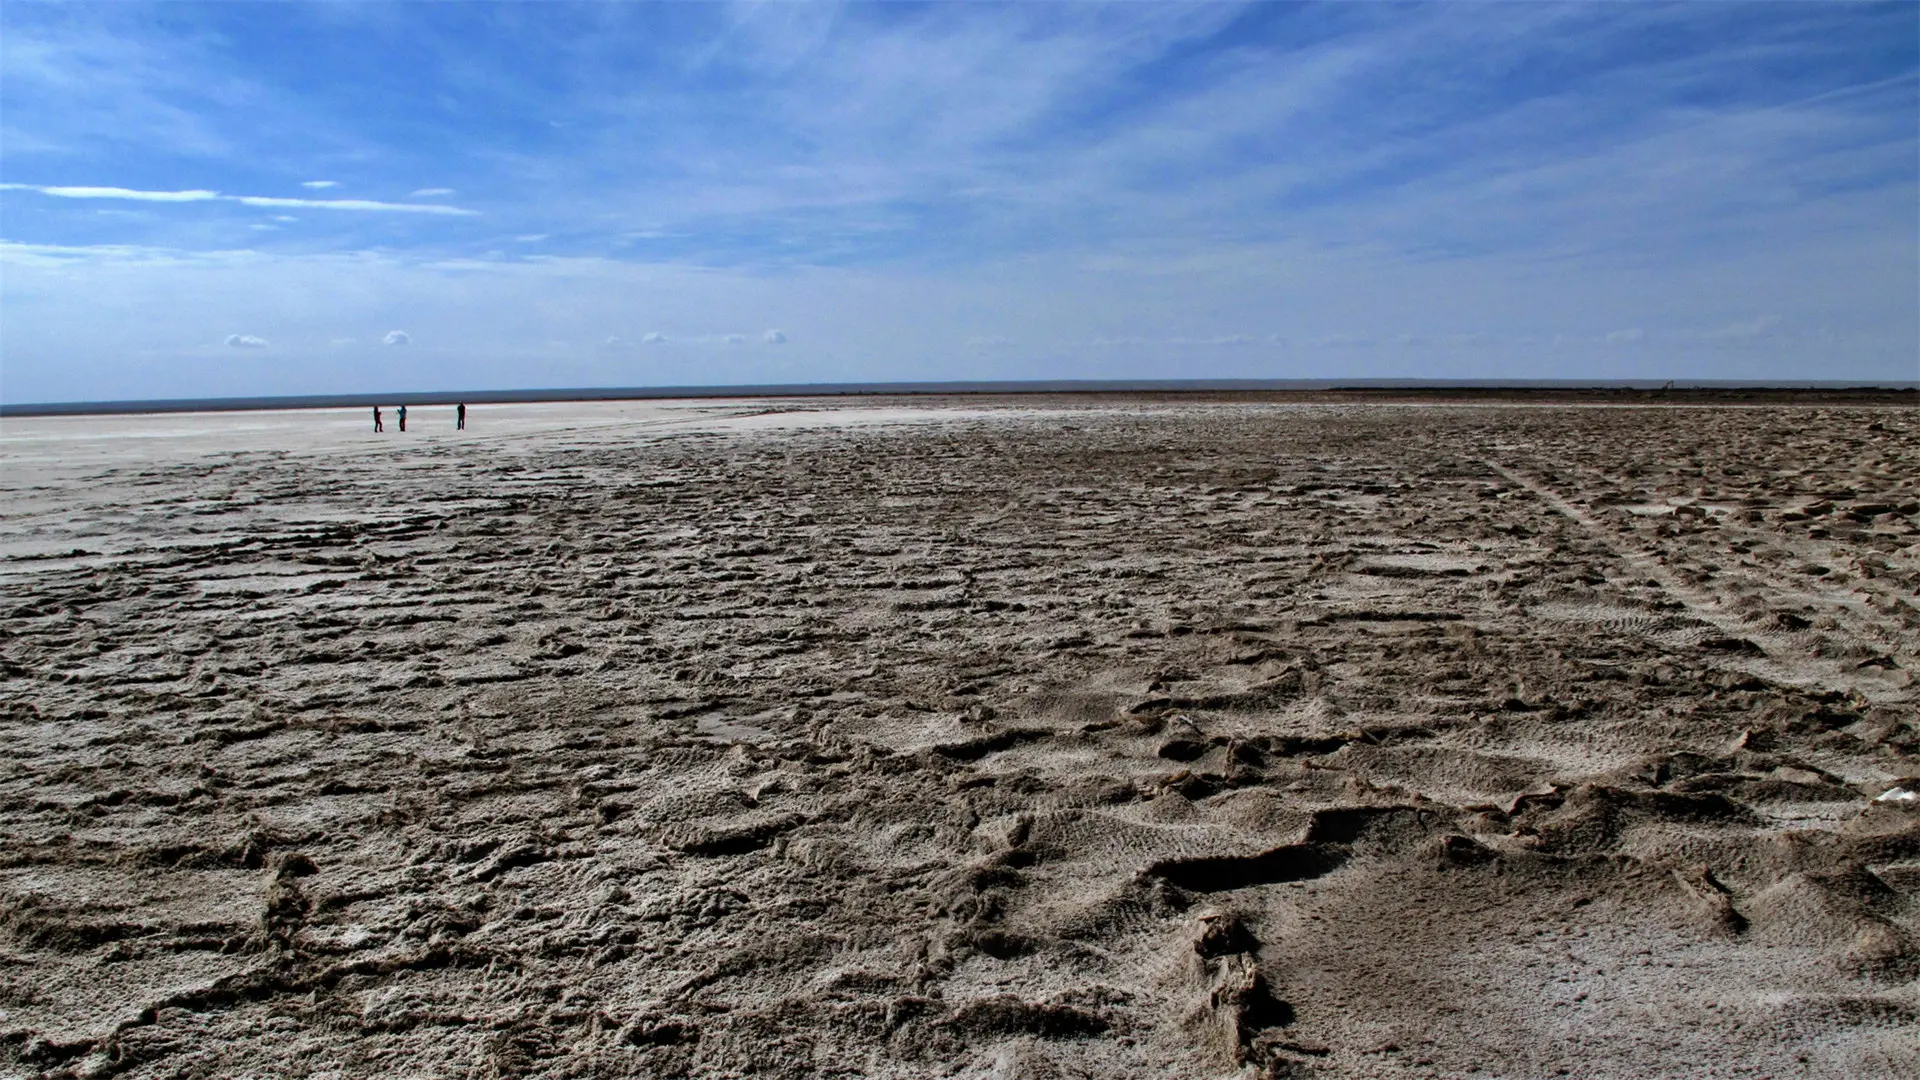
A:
[[1, 397, 1916, 1078], [0, 400, 1037, 481]]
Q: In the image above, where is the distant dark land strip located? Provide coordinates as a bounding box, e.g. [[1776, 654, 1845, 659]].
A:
[[3, 379, 1914, 417]]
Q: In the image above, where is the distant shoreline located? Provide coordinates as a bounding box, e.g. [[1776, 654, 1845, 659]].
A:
[[2, 378, 1915, 417]]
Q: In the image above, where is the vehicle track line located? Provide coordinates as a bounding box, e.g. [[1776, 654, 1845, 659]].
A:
[[1484, 459, 1894, 701]]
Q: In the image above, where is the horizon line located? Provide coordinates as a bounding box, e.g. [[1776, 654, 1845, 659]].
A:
[[3, 378, 1916, 418]]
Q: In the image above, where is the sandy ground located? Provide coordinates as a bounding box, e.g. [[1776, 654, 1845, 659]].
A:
[[1, 397, 1916, 1079]]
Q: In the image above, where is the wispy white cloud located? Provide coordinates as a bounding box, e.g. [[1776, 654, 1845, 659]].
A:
[[1, 15, 248, 160], [7, 4, 1909, 275], [1093, 334, 1262, 348], [301, 180, 338, 189], [642, 331, 669, 345], [224, 333, 268, 348], [233, 195, 473, 215], [1698, 314, 1784, 341], [4, 184, 220, 202], [0, 3, 1910, 398], [1, 182, 477, 215], [1314, 334, 1375, 350], [383, 329, 410, 345]]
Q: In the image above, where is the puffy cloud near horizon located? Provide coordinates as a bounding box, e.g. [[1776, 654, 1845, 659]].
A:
[[642, 332, 668, 344], [225, 333, 268, 348], [762, 329, 787, 344], [1605, 328, 1647, 345], [383, 330, 410, 346]]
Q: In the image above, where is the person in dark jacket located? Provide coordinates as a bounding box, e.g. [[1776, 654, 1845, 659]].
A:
[[457, 403, 467, 430], [373, 406, 384, 432]]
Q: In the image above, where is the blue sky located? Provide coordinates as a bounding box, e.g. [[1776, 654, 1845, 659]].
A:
[[1, 1, 1914, 402]]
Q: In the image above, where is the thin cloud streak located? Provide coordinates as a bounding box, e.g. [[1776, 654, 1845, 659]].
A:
[[8, 184, 220, 202], [231, 195, 475, 215], [2, 182, 477, 216]]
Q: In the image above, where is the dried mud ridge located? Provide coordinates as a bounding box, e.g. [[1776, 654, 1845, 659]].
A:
[[2, 403, 1917, 1078]]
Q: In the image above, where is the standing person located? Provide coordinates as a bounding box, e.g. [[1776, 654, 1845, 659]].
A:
[[457, 403, 467, 431], [398, 404, 408, 432], [373, 406, 384, 432]]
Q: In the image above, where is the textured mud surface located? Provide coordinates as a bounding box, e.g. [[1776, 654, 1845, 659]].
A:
[[2, 399, 1917, 1078]]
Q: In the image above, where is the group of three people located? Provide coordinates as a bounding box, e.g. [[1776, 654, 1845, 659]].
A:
[[373, 403, 466, 432]]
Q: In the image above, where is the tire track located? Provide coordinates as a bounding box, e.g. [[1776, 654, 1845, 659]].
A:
[[1494, 448, 1919, 672], [1485, 458, 1901, 701]]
